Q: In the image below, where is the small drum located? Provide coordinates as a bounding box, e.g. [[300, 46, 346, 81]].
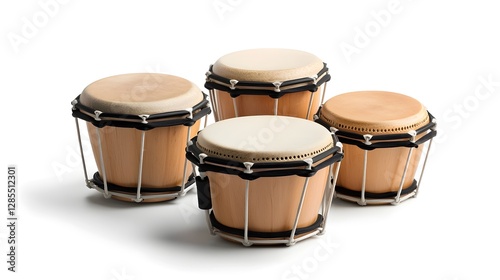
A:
[[186, 116, 343, 246], [71, 73, 211, 202], [205, 48, 331, 121], [315, 91, 437, 205]]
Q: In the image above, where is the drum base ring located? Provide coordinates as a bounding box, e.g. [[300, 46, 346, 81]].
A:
[[334, 180, 418, 205], [88, 172, 195, 202], [209, 211, 324, 245]]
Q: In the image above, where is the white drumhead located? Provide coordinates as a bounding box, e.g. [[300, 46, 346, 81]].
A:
[[211, 48, 325, 83], [80, 73, 203, 115], [196, 115, 334, 163]]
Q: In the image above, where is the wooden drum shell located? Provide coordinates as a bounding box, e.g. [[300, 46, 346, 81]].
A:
[[207, 167, 329, 234], [87, 121, 200, 202], [212, 86, 323, 120], [337, 140, 424, 194]]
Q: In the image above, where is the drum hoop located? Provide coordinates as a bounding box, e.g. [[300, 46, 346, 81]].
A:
[[335, 180, 418, 200], [205, 63, 331, 98], [90, 172, 195, 194], [71, 93, 211, 130], [208, 211, 324, 239], [186, 136, 343, 180], [315, 111, 437, 151]]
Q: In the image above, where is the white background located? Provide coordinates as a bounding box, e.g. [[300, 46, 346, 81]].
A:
[[1, 0, 499, 279]]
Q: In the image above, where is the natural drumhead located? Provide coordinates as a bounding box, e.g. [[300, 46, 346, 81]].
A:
[[196, 115, 333, 162], [320, 91, 429, 134], [80, 73, 203, 115], [211, 48, 325, 82]]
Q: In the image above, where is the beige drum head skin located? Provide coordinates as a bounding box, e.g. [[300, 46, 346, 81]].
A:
[[79, 73, 203, 115], [320, 91, 429, 134], [196, 115, 334, 163], [211, 48, 325, 82]]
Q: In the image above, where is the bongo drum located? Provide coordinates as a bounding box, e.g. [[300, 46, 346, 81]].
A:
[[315, 91, 437, 205], [186, 116, 343, 246], [204, 48, 331, 121], [71, 73, 211, 202]]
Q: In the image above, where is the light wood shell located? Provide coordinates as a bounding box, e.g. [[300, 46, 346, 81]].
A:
[[87, 121, 200, 202], [208, 168, 329, 233], [212, 87, 322, 120]]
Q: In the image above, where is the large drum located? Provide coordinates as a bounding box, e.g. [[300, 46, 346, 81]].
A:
[[315, 91, 436, 205], [71, 73, 211, 202], [186, 116, 343, 246], [204, 48, 331, 121]]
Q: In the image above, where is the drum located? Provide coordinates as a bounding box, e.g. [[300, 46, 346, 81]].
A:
[[204, 48, 331, 121], [315, 91, 437, 205], [186, 116, 343, 246], [71, 73, 211, 202]]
